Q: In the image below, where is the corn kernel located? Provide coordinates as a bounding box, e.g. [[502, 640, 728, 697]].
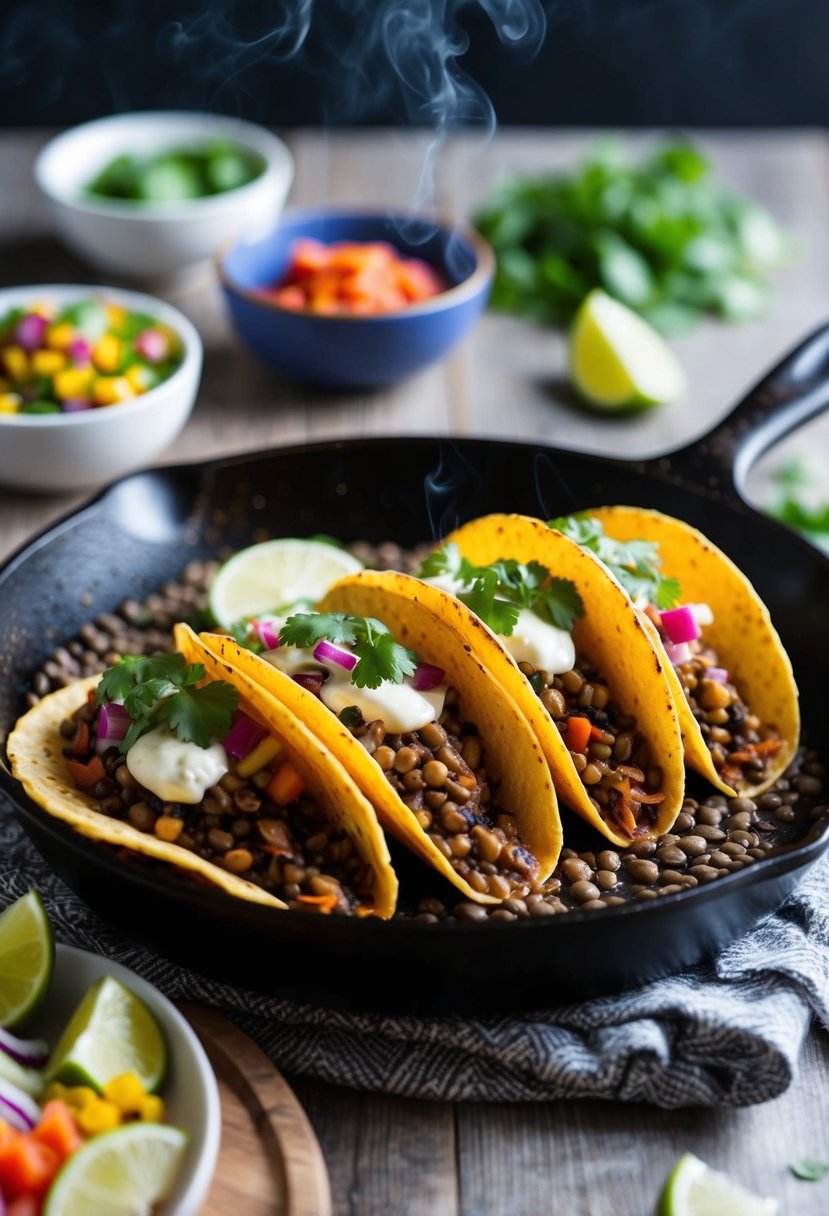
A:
[[2, 346, 28, 381], [44, 1081, 68, 1103], [107, 305, 127, 329], [93, 376, 135, 406], [64, 1085, 99, 1110], [77, 1098, 121, 1136], [31, 349, 66, 377], [137, 1095, 165, 1123], [0, 393, 22, 414], [125, 364, 152, 393], [46, 322, 76, 351], [54, 366, 94, 400], [236, 735, 283, 779], [93, 333, 123, 373], [103, 1072, 146, 1115]]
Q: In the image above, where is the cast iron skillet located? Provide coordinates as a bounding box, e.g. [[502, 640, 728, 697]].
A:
[[2, 326, 829, 1015]]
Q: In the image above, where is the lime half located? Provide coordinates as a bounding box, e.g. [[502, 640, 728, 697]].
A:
[[570, 288, 686, 410], [0, 889, 54, 1030], [208, 538, 364, 629], [657, 1153, 779, 1216], [47, 976, 167, 1094], [44, 1122, 187, 1216]]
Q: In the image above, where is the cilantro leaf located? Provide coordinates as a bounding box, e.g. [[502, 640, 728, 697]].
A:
[[278, 612, 412, 690], [458, 572, 521, 636], [540, 577, 585, 629], [352, 630, 417, 690], [790, 1159, 829, 1182], [550, 514, 682, 609], [95, 652, 188, 707], [154, 681, 238, 748], [279, 612, 357, 648]]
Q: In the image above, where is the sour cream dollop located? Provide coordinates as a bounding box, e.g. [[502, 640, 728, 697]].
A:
[[262, 646, 447, 733], [126, 726, 228, 804]]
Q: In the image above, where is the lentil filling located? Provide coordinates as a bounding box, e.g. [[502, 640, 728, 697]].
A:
[[516, 655, 664, 839], [62, 698, 374, 915]]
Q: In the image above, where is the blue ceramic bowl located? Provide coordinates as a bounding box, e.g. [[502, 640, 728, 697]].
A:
[[219, 209, 494, 388]]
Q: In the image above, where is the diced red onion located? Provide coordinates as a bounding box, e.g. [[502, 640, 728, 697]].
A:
[[67, 337, 92, 363], [665, 641, 692, 666], [707, 666, 729, 684], [61, 398, 92, 413], [134, 328, 168, 363], [95, 702, 132, 753], [0, 1028, 48, 1070], [660, 605, 701, 645], [15, 313, 48, 352], [223, 713, 267, 761], [313, 639, 357, 671], [411, 661, 445, 692], [0, 1079, 40, 1132], [293, 672, 324, 696], [255, 618, 280, 650]]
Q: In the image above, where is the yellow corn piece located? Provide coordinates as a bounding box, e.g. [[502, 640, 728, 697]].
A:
[[93, 333, 122, 373], [137, 1094, 165, 1123], [236, 735, 283, 779], [64, 1085, 99, 1110], [2, 345, 28, 381], [93, 376, 134, 406], [103, 1072, 146, 1115], [77, 1098, 121, 1136], [44, 1081, 68, 1103], [0, 393, 22, 414], [54, 366, 94, 400], [46, 321, 75, 351], [31, 349, 66, 377], [107, 305, 127, 329], [126, 364, 152, 393]]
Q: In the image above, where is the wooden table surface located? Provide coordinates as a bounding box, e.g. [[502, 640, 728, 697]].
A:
[[2, 128, 829, 1215]]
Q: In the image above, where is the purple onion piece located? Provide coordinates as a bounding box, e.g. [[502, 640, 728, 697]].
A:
[[0, 1028, 48, 1070], [411, 661, 445, 692], [293, 672, 324, 695], [67, 336, 92, 362], [659, 605, 701, 645], [313, 639, 357, 671], [665, 640, 692, 667], [14, 313, 48, 352], [707, 666, 730, 683], [135, 328, 168, 363], [256, 618, 280, 650], [95, 701, 132, 753], [223, 713, 267, 761], [0, 1079, 40, 1132], [61, 397, 93, 413]]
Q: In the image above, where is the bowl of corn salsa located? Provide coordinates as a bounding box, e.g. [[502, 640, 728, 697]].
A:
[[0, 286, 202, 493]]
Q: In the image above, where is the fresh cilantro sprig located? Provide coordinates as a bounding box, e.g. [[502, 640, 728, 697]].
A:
[[549, 515, 682, 610], [279, 613, 417, 690], [95, 653, 238, 751], [418, 543, 584, 634]]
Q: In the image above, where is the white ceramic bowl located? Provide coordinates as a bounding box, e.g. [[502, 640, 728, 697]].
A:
[[34, 112, 294, 279], [0, 284, 202, 492], [30, 944, 221, 1216]]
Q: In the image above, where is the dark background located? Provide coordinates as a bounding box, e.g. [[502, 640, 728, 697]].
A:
[[2, 0, 828, 129]]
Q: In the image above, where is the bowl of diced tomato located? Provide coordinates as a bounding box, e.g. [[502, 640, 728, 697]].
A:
[[218, 209, 494, 388]]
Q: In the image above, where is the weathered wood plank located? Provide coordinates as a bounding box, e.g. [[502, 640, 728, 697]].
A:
[[292, 1078, 459, 1216]]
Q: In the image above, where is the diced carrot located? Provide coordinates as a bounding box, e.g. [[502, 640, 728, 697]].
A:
[[295, 894, 339, 914], [31, 1101, 84, 1164], [0, 1137, 60, 1199], [65, 755, 105, 790], [0, 1118, 20, 1153], [71, 719, 90, 758], [266, 761, 305, 806], [588, 724, 606, 742], [565, 716, 592, 754], [8, 1196, 42, 1216], [289, 238, 331, 274]]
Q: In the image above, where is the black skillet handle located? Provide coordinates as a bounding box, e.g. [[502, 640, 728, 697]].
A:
[[644, 321, 829, 503]]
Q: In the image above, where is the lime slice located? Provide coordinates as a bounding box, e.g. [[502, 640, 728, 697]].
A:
[[47, 976, 167, 1094], [44, 1122, 187, 1216], [569, 288, 686, 410], [0, 889, 54, 1030], [208, 537, 364, 628], [657, 1153, 779, 1216]]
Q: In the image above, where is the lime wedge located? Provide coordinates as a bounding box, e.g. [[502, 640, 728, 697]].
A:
[[44, 1122, 187, 1216], [0, 890, 54, 1030], [657, 1153, 779, 1216], [208, 537, 364, 629], [47, 976, 167, 1094], [569, 288, 686, 410]]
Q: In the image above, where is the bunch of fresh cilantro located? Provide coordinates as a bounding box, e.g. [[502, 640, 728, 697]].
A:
[[474, 140, 794, 335], [550, 516, 681, 609]]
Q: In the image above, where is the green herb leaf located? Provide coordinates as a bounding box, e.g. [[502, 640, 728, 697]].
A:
[[550, 514, 682, 608], [790, 1159, 829, 1182], [458, 573, 522, 636], [352, 629, 417, 690], [154, 680, 238, 748], [279, 612, 358, 648], [279, 612, 414, 690]]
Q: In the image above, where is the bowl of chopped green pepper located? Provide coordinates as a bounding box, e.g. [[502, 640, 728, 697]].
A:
[[0, 285, 202, 492], [35, 113, 294, 279]]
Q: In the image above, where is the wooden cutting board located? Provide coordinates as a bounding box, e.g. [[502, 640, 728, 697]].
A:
[[181, 1004, 332, 1216]]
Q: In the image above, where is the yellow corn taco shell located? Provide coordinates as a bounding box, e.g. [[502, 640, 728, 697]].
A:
[[436, 514, 686, 846], [585, 506, 800, 797], [197, 582, 563, 903]]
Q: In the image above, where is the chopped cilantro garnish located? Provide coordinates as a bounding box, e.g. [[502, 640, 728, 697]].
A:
[[279, 612, 417, 691], [96, 653, 238, 751], [549, 515, 682, 609], [417, 543, 583, 634]]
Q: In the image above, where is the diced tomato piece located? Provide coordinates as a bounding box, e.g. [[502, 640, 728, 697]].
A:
[[31, 1102, 84, 1164], [0, 1118, 20, 1154], [0, 1137, 60, 1199], [289, 238, 330, 275], [65, 755, 105, 790]]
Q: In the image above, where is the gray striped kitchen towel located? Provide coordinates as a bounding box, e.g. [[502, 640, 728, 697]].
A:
[[1, 811, 827, 1108]]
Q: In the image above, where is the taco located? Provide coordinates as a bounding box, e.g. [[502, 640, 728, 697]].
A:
[[413, 514, 686, 846], [8, 627, 397, 918], [196, 578, 563, 904], [562, 507, 799, 797]]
